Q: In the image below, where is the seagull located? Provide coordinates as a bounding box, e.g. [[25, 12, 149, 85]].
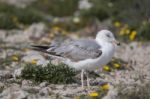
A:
[[31, 30, 120, 88]]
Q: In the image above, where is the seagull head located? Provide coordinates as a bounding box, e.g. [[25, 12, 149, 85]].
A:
[[96, 30, 120, 46]]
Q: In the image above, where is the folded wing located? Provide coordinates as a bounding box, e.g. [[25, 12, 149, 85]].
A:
[[32, 39, 102, 62]]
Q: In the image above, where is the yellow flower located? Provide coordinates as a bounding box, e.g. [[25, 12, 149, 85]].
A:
[[31, 59, 38, 65], [52, 26, 61, 31], [113, 63, 121, 68], [89, 92, 99, 97], [114, 21, 121, 27], [101, 83, 110, 90], [125, 29, 130, 34], [62, 31, 69, 36], [103, 65, 111, 72], [12, 55, 19, 61], [22, 48, 30, 52], [74, 96, 80, 99], [119, 29, 125, 35], [129, 30, 137, 41]]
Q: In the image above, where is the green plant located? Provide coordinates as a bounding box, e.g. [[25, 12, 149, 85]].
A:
[[0, 3, 44, 29], [0, 14, 19, 29], [80, 0, 109, 21], [29, 0, 79, 17], [137, 23, 150, 41], [21, 63, 76, 84]]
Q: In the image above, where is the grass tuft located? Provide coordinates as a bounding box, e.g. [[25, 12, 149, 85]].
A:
[[21, 62, 76, 84]]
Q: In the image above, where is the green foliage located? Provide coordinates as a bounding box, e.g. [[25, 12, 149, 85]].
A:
[[0, 14, 18, 29], [81, 0, 109, 21], [0, 0, 149, 41], [0, 58, 12, 69], [80, 0, 150, 41], [29, 0, 79, 17], [87, 0, 150, 25], [0, 3, 44, 29], [137, 23, 150, 41], [111, 0, 150, 25], [21, 63, 76, 84], [14, 9, 43, 24]]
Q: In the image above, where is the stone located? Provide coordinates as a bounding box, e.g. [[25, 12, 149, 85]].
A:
[[39, 87, 52, 96], [22, 50, 49, 66]]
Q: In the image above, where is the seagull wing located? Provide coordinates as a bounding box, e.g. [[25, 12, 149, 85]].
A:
[[31, 39, 102, 62]]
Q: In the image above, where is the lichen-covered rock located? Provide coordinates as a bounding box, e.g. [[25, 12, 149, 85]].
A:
[[0, 70, 13, 81], [39, 87, 52, 96], [3, 23, 47, 43], [0, 84, 28, 99], [22, 50, 49, 66]]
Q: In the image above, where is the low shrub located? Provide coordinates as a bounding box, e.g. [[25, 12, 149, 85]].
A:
[[21, 63, 76, 84]]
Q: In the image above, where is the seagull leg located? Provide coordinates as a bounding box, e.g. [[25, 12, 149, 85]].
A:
[[81, 69, 84, 88], [86, 71, 90, 88]]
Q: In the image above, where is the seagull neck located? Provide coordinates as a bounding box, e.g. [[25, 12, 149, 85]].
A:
[[95, 38, 113, 48]]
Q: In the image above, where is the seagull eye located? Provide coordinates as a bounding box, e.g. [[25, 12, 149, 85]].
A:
[[106, 34, 111, 38]]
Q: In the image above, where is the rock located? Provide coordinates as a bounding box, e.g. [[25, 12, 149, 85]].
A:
[[0, 70, 13, 81], [50, 84, 87, 98], [21, 80, 32, 86], [22, 50, 49, 66], [23, 23, 47, 39], [37, 59, 49, 67], [5, 30, 30, 43], [4, 23, 47, 43], [39, 87, 52, 96], [9, 90, 28, 99], [0, 84, 28, 99], [13, 67, 23, 79], [27, 94, 38, 99], [55, 85, 65, 90], [0, 82, 5, 93], [22, 86, 40, 94], [0, 30, 6, 40], [39, 82, 48, 88]]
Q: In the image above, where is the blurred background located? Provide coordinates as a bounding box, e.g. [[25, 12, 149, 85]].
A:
[[0, 0, 150, 99], [0, 0, 150, 41]]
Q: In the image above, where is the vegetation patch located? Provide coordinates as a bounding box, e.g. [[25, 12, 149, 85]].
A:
[[0, 3, 44, 29], [29, 0, 79, 17], [21, 63, 76, 84]]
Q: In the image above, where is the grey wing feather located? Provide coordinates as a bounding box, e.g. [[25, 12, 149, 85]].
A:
[[47, 39, 102, 62]]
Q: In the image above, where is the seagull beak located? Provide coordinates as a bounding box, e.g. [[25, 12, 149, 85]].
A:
[[112, 40, 120, 46]]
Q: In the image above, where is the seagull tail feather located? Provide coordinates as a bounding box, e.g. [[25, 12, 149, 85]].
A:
[[31, 45, 50, 53], [31, 45, 61, 57]]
